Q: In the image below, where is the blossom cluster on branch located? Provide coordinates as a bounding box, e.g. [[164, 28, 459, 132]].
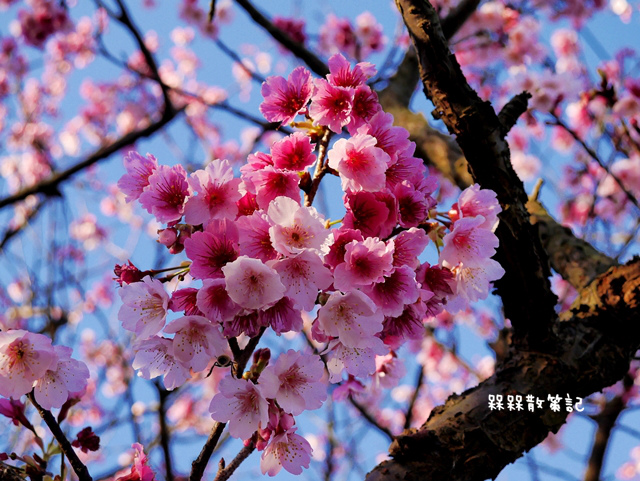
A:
[[112, 53, 505, 477]]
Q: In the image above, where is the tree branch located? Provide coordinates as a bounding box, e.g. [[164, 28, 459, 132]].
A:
[[366, 258, 640, 481], [0, 107, 182, 210], [28, 392, 93, 481], [233, 0, 329, 77], [527, 193, 616, 290], [584, 395, 625, 481], [396, 0, 557, 344]]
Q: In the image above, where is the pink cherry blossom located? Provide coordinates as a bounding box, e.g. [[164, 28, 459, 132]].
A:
[[221, 256, 285, 310], [382, 302, 428, 344], [260, 66, 313, 125], [456, 183, 502, 231], [446, 260, 506, 312], [138, 164, 190, 224], [258, 297, 303, 335], [259, 350, 326, 415], [391, 228, 430, 269], [358, 112, 412, 164], [117, 151, 158, 203], [324, 228, 364, 269], [326, 53, 375, 88], [327, 134, 389, 192], [184, 220, 239, 279], [118, 276, 169, 339], [0, 329, 57, 398], [361, 265, 420, 317], [209, 375, 269, 439], [261, 429, 312, 476], [0, 398, 30, 427], [385, 144, 427, 188], [342, 190, 395, 238], [374, 353, 406, 389], [223, 311, 268, 338], [346, 85, 381, 133], [333, 237, 394, 291], [196, 278, 241, 322], [308, 79, 353, 133], [164, 316, 227, 372], [271, 132, 316, 171], [316, 290, 384, 348], [132, 337, 191, 390], [116, 443, 156, 481], [440, 216, 499, 267], [323, 337, 387, 383], [236, 211, 278, 262], [271, 251, 333, 310], [267, 196, 330, 256], [183, 159, 242, 225], [252, 166, 301, 209], [168, 288, 203, 316], [33, 346, 90, 410], [395, 181, 429, 228]]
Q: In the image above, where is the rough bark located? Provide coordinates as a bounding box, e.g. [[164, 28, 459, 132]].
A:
[[366, 259, 640, 481], [394, 0, 557, 343], [363, 2, 640, 480]]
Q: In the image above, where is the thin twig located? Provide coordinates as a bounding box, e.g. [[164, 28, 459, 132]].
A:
[[189, 422, 227, 481], [551, 114, 640, 212], [213, 442, 255, 481], [28, 392, 93, 481], [348, 396, 394, 442], [233, 0, 329, 77], [156, 384, 175, 481]]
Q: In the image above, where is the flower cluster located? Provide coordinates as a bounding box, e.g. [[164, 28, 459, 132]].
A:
[[116, 53, 504, 476]]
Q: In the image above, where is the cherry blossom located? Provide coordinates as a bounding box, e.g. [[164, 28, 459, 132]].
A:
[[209, 375, 269, 439], [333, 237, 394, 290], [259, 66, 313, 125], [361, 265, 420, 317], [132, 337, 191, 390], [439, 216, 500, 267], [308, 79, 353, 133], [271, 250, 333, 310], [323, 338, 387, 383], [221, 256, 285, 310], [33, 345, 90, 410], [0, 329, 57, 398], [117, 151, 158, 203], [184, 219, 240, 279], [261, 428, 313, 476], [259, 350, 326, 415], [164, 316, 227, 372], [236, 211, 278, 262], [454, 184, 502, 231], [267, 196, 330, 256], [316, 290, 384, 348], [327, 133, 390, 192], [183, 159, 242, 225], [138, 164, 190, 224], [116, 443, 156, 481], [196, 278, 241, 322], [118, 276, 169, 340], [271, 132, 316, 171]]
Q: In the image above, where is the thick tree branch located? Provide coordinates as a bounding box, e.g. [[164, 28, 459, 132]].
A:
[[377, 0, 482, 189], [527, 194, 616, 290], [233, 0, 329, 77], [396, 0, 556, 343], [366, 258, 640, 481]]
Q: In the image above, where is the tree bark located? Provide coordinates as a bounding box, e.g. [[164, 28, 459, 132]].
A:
[[364, 1, 640, 480]]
